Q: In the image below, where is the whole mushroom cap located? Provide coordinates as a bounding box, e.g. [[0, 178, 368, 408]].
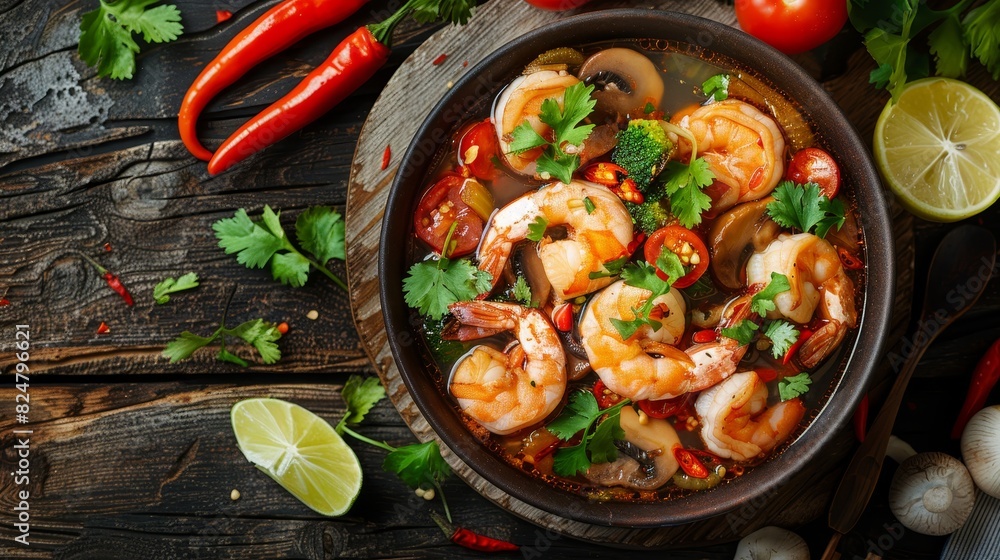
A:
[[888, 451, 976, 536], [734, 526, 810, 560], [961, 405, 1000, 499]]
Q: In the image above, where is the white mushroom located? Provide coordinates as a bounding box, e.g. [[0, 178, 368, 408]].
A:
[[961, 405, 1000, 499], [734, 526, 810, 560], [888, 451, 976, 535]]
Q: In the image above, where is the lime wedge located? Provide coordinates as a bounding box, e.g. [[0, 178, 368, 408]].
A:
[[874, 77, 1000, 222], [231, 398, 361, 516]]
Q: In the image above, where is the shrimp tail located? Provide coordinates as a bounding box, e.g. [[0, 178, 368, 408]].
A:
[[449, 301, 517, 331], [797, 320, 846, 369]]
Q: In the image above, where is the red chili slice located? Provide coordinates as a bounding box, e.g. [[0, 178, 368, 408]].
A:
[[692, 329, 717, 344], [638, 393, 694, 419], [552, 303, 573, 332], [674, 446, 709, 478], [592, 380, 624, 409], [782, 329, 814, 365]]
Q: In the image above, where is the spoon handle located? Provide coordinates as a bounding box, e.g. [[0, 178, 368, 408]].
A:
[[827, 339, 928, 533]]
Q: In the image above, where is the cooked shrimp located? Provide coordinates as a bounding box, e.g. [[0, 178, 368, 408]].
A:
[[746, 232, 858, 368], [671, 99, 785, 211], [493, 70, 581, 174], [695, 370, 806, 461], [579, 281, 753, 401], [447, 301, 566, 435], [477, 180, 633, 301]]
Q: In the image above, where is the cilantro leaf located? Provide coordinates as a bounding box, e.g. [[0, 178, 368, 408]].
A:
[[547, 390, 601, 440], [764, 320, 800, 359], [271, 251, 311, 287], [702, 74, 730, 102], [229, 319, 282, 364], [611, 257, 678, 340], [383, 441, 451, 488], [508, 82, 596, 183], [512, 276, 533, 307], [588, 256, 627, 280], [929, 14, 968, 78], [214, 208, 284, 269], [656, 247, 687, 286], [661, 158, 715, 229], [587, 407, 626, 464], [339, 375, 387, 430], [217, 348, 249, 367], [778, 373, 813, 401], [295, 206, 346, 265], [402, 258, 492, 320], [549, 390, 630, 476], [526, 215, 548, 242], [720, 319, 759, 346], [163, 331, 215, 363], [553, 441, 592, 477], [162, 317, 282, 366], [963, 0, 1000, 79], [766, 182, 845, 238], [79, 0, 183, 80], [153, 272, 199, 304], [750, 272, 791, 316]]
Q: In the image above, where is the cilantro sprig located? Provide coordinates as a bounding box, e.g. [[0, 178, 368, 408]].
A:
[[509, 82, 597, 184], [609, 248, 685, 340], [720, 319, 759, 346], [512, 276, 534, 307], [764, 320, 800, 359], [661, 158, 715, 229], [547, 390, 631, 477], [334, 375, 454, 521], [213, 206, 347, 291], [766, 182, 845, 239], [153, 272, 199, 304], [163, 315, 282, 367], [79, 0, 183, 80], [403, 223, 492, 320], [778, 372, 812, 401]]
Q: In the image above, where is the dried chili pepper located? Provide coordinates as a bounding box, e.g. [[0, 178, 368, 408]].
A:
[[0, 297, 9, 307], [82, 255, 134, 307], [215, 9, 233, 23], [854, 393, 869, 442], [381, 144, 392, 170], [951, 338, 1000, 439], [432, 53, 448, 65], [430, 511, 519, 553], [96, 321, 111, 334], [179, 0, 370, 161]]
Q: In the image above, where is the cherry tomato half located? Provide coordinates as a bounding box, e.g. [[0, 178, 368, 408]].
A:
[[521, 0, 593, 11], [786, 147, 841, 198], [592, 379, 624, 410], [413, 175, 484, 257], [638, 393, 694, 419], [644, 226, 710, 289], [458, 119, 500, 181], [734, 0, 848, 55]]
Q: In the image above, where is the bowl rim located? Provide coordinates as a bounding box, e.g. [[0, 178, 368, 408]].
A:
[[379, 8, 894, 528]]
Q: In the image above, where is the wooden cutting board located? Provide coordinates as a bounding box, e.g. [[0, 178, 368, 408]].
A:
[[345, 0, 914, 547]]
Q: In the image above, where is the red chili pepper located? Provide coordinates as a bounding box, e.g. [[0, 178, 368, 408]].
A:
[[625, 232, 646, 256], [96, 321, 110, 334], [674, 446, 709, 478], [208, 26, 390, 174], [82, 255, 134, 307], [552, 303, 573, 332], [854, 393, 869, 442], [215, 9, 233, 23], [692, 329, 717, 344], [381, 144, 392, 170], [782, 329, 813, 365], [178, 0, 369, 161], [432, 53, 448, 65], [756, 368, 779, 383], [533, 440, 561, 462], [592, 379, 623, 409], [951, 338, 1000, 439], [431, 511, 519, 553], [103, 242, 113, 252], [838, 246, 863, 270]]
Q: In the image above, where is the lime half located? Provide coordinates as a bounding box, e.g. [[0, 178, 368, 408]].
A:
[[874, 77, 1000, 222], [231, 398, 361, 516]]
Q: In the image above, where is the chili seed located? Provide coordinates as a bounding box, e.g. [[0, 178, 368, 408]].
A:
[[690, 253, 701, 265], [277, 322, 290, 335], [464, 145, 479, 164], [230, 489, 241, 501], [637, 410, 649, 425]]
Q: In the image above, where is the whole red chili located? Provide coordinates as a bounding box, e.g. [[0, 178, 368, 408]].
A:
[[82, 255, 134, 307], [951, 338, 1000, 439], [431, 511, 519, 553], [179, 0, 369, 161], [854, 393, 869, 442]]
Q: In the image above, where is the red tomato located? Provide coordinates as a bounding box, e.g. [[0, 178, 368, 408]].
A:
[[413, 175, 484, 257], [521, 0, 593, 10], [734, 0, 848, 55], [786, 147, 842, 198], [458, 119, 500, 181], [638, 394, 694, 419], [592, 380, 624, 409], [644, 226, 710, 289]]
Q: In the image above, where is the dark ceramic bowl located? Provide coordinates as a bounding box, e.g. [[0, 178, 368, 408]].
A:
[[380, 9, 893, 527]]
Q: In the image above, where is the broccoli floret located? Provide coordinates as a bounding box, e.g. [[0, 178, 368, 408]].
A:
[[627, 199, 672, 235], [612, 119, 673, 192]]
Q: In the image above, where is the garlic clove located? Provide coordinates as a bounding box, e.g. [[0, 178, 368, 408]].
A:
[[889, 452, 976, 536], [961, 405, 1000, 499]]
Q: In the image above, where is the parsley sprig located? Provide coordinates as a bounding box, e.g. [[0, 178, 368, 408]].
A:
[[153, 272, 199, 304], [402, 223, 492, 320], [609, 248, 686, 340], [547, 390, 631, 477], [213, 206, 347, 291], [335, 375, 454, 521], [766, 182, 845, 239], [778, 372, 812, 401], [508, 82, 597, 184], [79, 0, 183, 80]]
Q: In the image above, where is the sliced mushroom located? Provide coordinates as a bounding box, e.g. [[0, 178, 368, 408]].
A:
[[583, 406, 680, 490], [889, 451, 976, 536], [578, 48, 664, 121], [734, 526, 810, 560], [503, 241, 552, 307], [961, 405, 1000, 499], [709, 198, 781, 291]]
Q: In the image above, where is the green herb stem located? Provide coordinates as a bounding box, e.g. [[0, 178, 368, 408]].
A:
[[340, 425, 396, 453]]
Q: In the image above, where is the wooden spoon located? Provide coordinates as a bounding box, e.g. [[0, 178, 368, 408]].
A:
[[822, 225, 997, 560]]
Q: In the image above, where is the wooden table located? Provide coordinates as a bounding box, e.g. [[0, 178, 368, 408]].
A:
[[1, 0, 997, 558]]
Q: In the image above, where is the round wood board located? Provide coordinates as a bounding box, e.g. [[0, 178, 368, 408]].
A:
[[346, 0, 914, 547]]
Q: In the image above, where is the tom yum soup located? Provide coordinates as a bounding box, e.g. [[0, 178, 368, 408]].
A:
[[401, 42, 864, 500]]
